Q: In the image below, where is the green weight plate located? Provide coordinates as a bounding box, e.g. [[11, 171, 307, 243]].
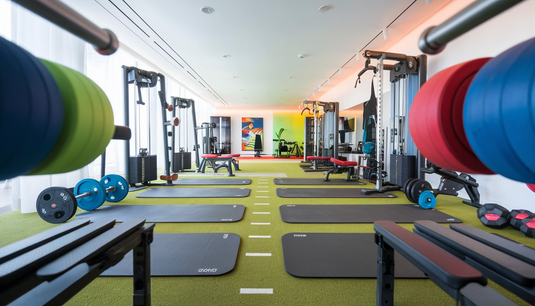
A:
[[418, 190, 437, 209], [410, 180, 432, 204], [30, 60, 94, 175], [84, 76, 115, 157], [74, 178, 106, 210], [36, 187, 77, 223], [100, 174, 129, 202]]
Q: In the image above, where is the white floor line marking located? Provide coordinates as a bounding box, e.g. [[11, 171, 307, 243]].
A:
[[258, 182, 268, 184], [256, 190, 269, 192], [251, 222, 271, 225], [255, 196, 269, 198], [246, 253, 272, 256], [252, 212, 270, 214], [258, 186, 268, 188], [248, 235, 271, 238], [254, 203, 270, 205], [240, 288, 273, 294]]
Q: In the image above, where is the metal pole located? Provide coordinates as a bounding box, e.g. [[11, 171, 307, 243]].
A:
[[376, 54, 386, 192], [122, 66, 130, 185], [419, 0, 523, 54], [13, 0, 119, 55]]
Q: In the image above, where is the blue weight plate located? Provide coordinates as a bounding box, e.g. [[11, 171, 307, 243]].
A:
[[0, 37, 63, 180], [100, 174, 129, 202], [464, 38, 535, 182], [74, 178, 106, 210], [418, 190, 436, 209], [500, 37, 535, 183]]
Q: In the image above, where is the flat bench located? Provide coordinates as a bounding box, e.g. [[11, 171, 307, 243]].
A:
[[220, 154, 241, 171], [199, 154, 236, 176], [0, 218, 154, 305], [323, 158, 369, 181], [374, 220, 515, 306], [414, 220, 535, 304], [306, 156, 332, 170]]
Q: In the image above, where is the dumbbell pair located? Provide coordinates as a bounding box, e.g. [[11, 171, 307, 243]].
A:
[[477, 203, 535, 238]]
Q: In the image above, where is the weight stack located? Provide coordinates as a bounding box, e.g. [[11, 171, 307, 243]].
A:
[[129, 155, 157, 184], [389, 154, 416, 187], [173, 152, 191, 172]]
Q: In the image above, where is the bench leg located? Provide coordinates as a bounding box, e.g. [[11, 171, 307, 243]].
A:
[[323, 167, 336, 181], [376, 233, 395, 306], [199, 159, 207, 173], [232, 159, 240, 171], [133, 229, 152, 306]]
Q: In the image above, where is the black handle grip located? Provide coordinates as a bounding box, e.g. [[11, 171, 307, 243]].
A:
[[113, 125, 131, 140]]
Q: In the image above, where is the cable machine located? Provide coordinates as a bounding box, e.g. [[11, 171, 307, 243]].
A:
[[301, 101, 339, 160], [357, 50, 427, 195], [168, 97, 200, 173]]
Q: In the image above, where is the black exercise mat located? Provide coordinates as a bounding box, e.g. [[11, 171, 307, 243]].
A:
[[282, 233, 426, 278], [172, 178, 251, 185], [102, 233, 240, 276], [136, 187, 250, 198], [274, 178, 365, 185], [280, 204, 462, 223], [76, 205, 245, 223], [276, 188, 396, 198]]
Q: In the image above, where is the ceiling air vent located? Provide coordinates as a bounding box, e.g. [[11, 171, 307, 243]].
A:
[[318, 4, 333, 13], [201, 6, 215, 14]]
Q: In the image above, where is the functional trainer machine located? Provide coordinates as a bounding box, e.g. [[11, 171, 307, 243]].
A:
[[168, 97, 200, 173], [357, 50, 427, 195]]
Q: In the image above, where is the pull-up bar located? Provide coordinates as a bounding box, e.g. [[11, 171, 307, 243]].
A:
[[419, 0, 523, 55], [13, 0, 119, 55]]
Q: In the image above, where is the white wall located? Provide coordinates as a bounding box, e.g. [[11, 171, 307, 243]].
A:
[[212, 110, 274, 156], [320, 0, 535, 211]]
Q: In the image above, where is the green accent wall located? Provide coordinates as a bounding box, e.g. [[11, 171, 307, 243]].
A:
[[272, 112, 306, 156]]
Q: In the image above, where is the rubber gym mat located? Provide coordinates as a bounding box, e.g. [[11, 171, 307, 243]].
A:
[[76, 205, 245, 223], [171, 178, 251, 185], [276, 188, 396, 198], [279, 204, 462, 223], [136, 187, 250, 198], [274, 178, 365, 185], [281, 232, 426, 278], [102, 233, 240, 276]]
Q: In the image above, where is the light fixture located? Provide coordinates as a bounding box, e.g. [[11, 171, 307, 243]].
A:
[[298, 54, 305, 58], [339, 68, 343, 75], [288, 76, 295, 79], [222, 54, 231, 58], [233, 76, 239, 78], [318, 4, 333, 13], [383, 28, 389, 40], [201, 6, 215, 14], [328, 79, 331, 85]]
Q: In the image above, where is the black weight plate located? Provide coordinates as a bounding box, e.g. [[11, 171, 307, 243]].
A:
[[405, 179, 419, 203], [404, 178, 417, 201], [36, 187, 77, 224], [410, 180, 432, 204]]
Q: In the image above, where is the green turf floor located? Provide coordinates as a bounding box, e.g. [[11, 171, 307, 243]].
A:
[[1, 161, 533, 305]]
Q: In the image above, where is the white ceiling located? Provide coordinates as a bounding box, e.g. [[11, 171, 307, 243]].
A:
[[63, 0, 452, 110]]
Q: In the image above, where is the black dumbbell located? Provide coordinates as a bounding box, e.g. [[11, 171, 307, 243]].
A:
[[477, 203, 510, 229], [520, 218, 535, 238], [509, 209, 534, 230]]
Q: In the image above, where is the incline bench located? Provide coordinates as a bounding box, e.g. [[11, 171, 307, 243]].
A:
[[0, 218, 154, 305], [199, 154, 240, 176], [374, 220, 516, 305], [324, 158, 370, 181]]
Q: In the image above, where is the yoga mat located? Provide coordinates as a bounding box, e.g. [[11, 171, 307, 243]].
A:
[[277, 188, 396, 198], [279, 204, 462, 223], [137, 188, 250, 198], [172, 178, 251, 185], [274, 178, 365, 185], [102, 233, 240, 276], [282, 232, 426, 278], [76, 205, 245, 223]]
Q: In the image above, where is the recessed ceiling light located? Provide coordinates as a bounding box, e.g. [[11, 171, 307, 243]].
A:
[[318, 4, 333, 13], [240, 89, 245, 91], [288, 76, 295, 79], [222, 54, 231, 58], [283, 89, 288, 91], [243, 97, 248, 99], [201, 6, 215, 14], [233, 76, 239, 78]]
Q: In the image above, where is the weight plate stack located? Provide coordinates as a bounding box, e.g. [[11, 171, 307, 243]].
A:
[[85, 77, 115, 160], [0, 37, 63, 180], [410, 180, 432, 204], [403, 178, 417, 202], [409, 58, 493, 174], [74, 178, 106, 211], [36, 187, 77, 224], [100, 174, 129, 202], [464, 37, 535, 183]]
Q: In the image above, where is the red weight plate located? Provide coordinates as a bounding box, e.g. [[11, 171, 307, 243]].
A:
[[410, 59, 493, 174], [527, 184, 535, 193]]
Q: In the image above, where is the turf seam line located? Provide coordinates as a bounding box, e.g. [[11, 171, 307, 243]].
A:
[[254, 203, 270, 205]]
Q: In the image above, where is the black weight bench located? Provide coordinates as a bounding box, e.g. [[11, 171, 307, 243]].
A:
[[414, 220, 535, 305], [199, 154, 235, 176], [374, 220, 515, 306], [0, 218, 154, 305]]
